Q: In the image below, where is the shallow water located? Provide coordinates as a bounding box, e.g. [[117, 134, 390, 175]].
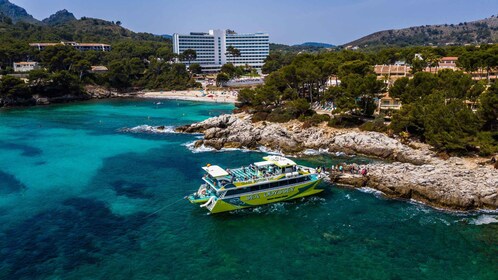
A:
[[0, 99, 496, 279]]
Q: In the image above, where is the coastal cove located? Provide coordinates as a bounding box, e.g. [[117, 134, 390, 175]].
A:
[[0, 87, 238, 108], [0, 99, 497, 279]]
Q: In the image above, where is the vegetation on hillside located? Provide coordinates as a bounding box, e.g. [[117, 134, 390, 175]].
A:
[[0, 12, 200, 101], [240, 45, 498, 155]]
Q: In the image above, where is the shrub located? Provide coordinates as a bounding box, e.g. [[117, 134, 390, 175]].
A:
[[328, 114, 365, 128], [267, 108, 294, 123], [473, 131, 498, 156], [360, 116, 388, 132], [301, 114, 331, 128], [252, 112, 269, 123]]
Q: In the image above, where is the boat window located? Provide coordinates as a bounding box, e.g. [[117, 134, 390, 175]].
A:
[[289, 178, 297, 184], [260, 183, 271, 190], [226, 187, 248, 196]]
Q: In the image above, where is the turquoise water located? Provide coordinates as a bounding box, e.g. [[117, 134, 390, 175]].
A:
[[0, 99, 496, 280]]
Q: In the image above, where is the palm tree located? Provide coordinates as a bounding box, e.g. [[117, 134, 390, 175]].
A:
[[225, 46, 241, 65], [181, 49, 197, 68]]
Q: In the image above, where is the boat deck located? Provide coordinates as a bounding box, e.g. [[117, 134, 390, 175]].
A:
[[228, 166, 282, 182]]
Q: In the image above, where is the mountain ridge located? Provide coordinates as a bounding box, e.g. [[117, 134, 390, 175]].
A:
[[0, 0, 39, 24], [345, 15, 498, 47], [295, 42, 335, 48], [42, 9, 77, 25]]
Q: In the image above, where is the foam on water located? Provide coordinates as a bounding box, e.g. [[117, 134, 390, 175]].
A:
[[119, 125, 176, 134], [358, 187, 384, 196], [469, 214, 498, 225]]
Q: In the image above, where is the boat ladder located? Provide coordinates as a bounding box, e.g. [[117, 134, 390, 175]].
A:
[[200, 196, 217, 211]]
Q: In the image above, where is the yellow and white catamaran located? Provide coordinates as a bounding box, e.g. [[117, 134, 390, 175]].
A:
[[187, 155, 324, 213]]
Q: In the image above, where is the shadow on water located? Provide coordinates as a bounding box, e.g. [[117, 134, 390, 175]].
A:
[[110, 180, 154, 199], [0, 197, 152, 280], [0, 171, 27, 194], [0, 142, 42, 157]]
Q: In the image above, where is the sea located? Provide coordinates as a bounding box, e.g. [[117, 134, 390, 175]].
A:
[[0, 99, 496, 279]]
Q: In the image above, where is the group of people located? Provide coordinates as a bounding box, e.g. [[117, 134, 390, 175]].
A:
[[330, 163, 369, 177]]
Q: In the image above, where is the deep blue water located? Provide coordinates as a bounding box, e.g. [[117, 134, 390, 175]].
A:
[[0, 99, 496, 279]]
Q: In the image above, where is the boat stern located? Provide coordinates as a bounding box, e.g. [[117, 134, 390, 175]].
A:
[[186, 184, 213, 204]]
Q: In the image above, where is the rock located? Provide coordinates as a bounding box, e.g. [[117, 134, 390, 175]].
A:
[[333, 161, 498, 211]]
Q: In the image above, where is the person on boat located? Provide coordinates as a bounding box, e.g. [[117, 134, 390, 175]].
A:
[[339, 165, 343, 173]]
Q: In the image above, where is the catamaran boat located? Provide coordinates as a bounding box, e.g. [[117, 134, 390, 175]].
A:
[[186, 155, 324, 214]]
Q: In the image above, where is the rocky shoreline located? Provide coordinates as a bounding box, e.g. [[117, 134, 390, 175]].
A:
[[176, 113, 498, 211], [0, 86, 140, 108]]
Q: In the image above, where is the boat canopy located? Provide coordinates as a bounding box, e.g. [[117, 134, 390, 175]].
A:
[[254, 161, 273, 167], [263, 156, 297, 168], [202, 165, 229, 178]]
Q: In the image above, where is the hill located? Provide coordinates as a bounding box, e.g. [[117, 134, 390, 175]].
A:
[[296, 42, 335, 48], [270, 43, 332, 53], [345, 15, 498, 48], [0, 15, 166, 44], [42, 9, 77, 25], [0, 0, 39, 24], [0, 0, 165, 43]]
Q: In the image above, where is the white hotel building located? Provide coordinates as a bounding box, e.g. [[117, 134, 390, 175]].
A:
[[173, 29, 269, 72]]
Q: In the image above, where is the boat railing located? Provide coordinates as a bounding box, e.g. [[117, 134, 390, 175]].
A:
[[218, 190, 227, 199], [236, 171, 305, 185]]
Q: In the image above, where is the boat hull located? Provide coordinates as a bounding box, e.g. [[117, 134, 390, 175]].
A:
[[208, 179, 323, 214]]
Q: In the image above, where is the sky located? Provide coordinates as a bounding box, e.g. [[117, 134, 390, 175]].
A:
[[10, 0, 498, 45]]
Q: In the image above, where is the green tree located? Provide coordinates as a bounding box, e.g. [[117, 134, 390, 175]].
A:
[[189, 63, 202, 75], [216, 72, 229, 87], [220, 63, 237, 78], [72, 59, 92, 80], [181, 49, 197, 67], [0, 76, 30, 98], [40, 45, 79, 72], [226, 45, 241, 64], [285, 98, 311, 117], [478, 82, 498, 130]]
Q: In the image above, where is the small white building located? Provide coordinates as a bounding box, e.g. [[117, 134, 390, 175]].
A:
[[90, 66, 109, 73], [13, 62, 40, 72]]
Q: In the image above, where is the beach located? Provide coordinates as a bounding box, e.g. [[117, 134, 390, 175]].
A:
[[140, 89, 238, 103]]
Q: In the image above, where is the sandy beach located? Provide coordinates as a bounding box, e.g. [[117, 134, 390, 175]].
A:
[[139, 90, 238, 103]]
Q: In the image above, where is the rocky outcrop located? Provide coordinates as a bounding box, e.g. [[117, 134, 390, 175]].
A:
[[85, 85, 140, 99], [333, 159, 498, 211], [177, 113, 498, 211], [176, 113, 434, 164]]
